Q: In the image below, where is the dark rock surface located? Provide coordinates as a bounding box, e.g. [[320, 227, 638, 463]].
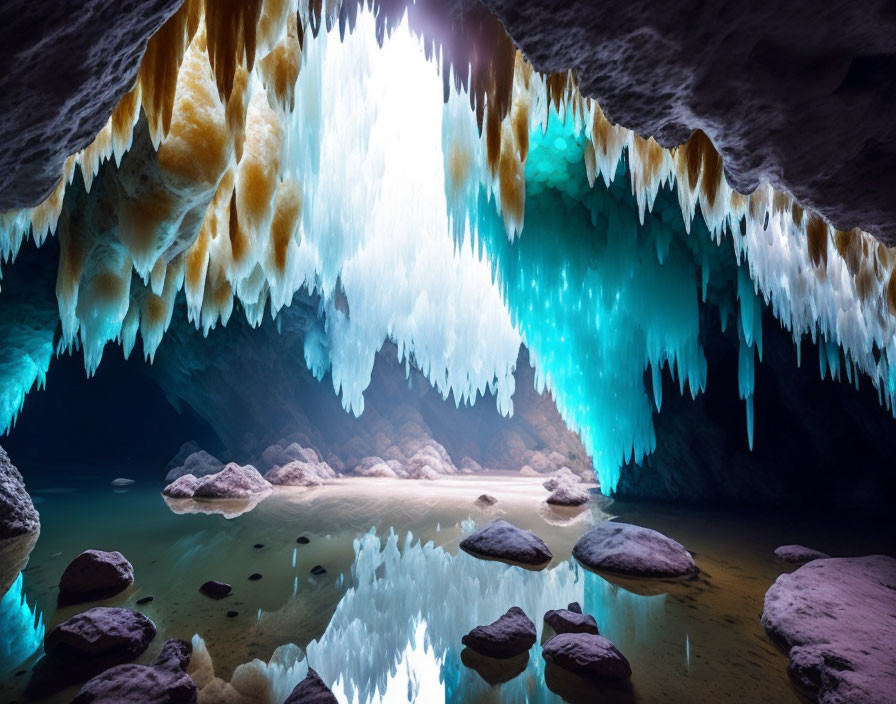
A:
[[572, 522, 697, 578], [567, 602, 582, 614], [542, 633, 632, 680], [461, 606, 537, 659], [192, 463, 271, 499], [58, 549, 135, 604], [284, 667, 338, 704], [71, 638, 196, 704], [460, 520, 553, 567], [199, 581, 231, 600], [545, 481, 591, 506], [0, 445, 39, 539], [475, 494, 498, 506], [486, 0, 896, 241], [544, 608, 599, 636], [0, 0, 182, 210], [44, 606, 157, 677], [774, 544, 830, 564], [761, 555, 896, 702], [461, 648, 529, 685]]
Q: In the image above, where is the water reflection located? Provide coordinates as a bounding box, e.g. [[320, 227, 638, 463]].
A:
[[0, 572, 44, 676]]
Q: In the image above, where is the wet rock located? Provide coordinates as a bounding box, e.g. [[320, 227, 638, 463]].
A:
[[44, 607, 157, 677], [572, 522, 697, 578], [162, 474, 201, 499], [226, 611, 238, 618], [475, 494, 498, 506], [310, 565, 326, 576], [165, 450, 224, 483], [761, 555, 896, 702], [542, 633, 632, 680], [0, 445, 40, 595], [58, 549, 134, 604], [248, 573, 262, 581], [265, 460, 325, 487], [461, 648, 529, 685], [284, 667, 338, 704], [199, 581, 231, 600], [192, 463, 271, 499], [71, 638, 196, 704], [253, 543, 264, 549], [136, 596, 154, 605], [461, 607, 537, 658], [297, 536, 310, 544], [460, 519, 553, 567], [567, 602, 582, 614], [543, 468, 582, 491], [774, 544, 830, 564], [544, 608, 600, 635], [546, 481, 591, 506]]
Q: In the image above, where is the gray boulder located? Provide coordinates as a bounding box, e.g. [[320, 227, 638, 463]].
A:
[[461, 607, 537, 659], [162, 474, 201, 498], [265, 461, 325, 487], [192, 463, 271, 499], [58, 549, 134, 605], [572, 522, 697, 578], [460, 519, 552, 567], [0, 445, 39, 539], [542, 633, 632, 680], [774, 544, 830, 564], [544, 608, 599, 635]]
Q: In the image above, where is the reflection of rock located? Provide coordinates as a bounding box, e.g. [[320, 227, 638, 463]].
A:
[[761, 555, 896, 702], [192, 463, 271, 499], [164, 450, 224, 483], [0, 572, 44, 675], [774, 544, 830, 564], [542, 633, 632, 680], [162, 473, 201, 498], [58, 549, 134, 605], [544, 662, 636, 704], [544, 607, 599, 635], [71, 638, 196, 704], [162, 493, 267, 519], [573, 522, 697, 578], [44, 607, 156, 678], [460, 647, 528, 685], [284, 667, 338, 704], [461, 606, 537, 659], [459, 520, 553, 568], [0, 445, 40, 595]]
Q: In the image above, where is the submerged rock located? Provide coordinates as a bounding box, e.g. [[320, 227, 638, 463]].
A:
[[199, 581, 231, 600], [475, 494, 498, 506], [44, 607, 157, 677], [58, 549, 134, 604], [542, 633, 632, 680], [761, 555, 896, 702], [461, 648, 529, 685], [459, 519, 553, 567], [71, 638, 196, 704], [546, 481, 591, 506], [544, 608, 600, 635], [774, 544, 830, 564], [572, 522, 697, 578], [461, 606, 537, 659], [192, 463, 271, 499], [165, 450, 224, 483], [162, 474, 201, 499], [284, 667, 338, 704]]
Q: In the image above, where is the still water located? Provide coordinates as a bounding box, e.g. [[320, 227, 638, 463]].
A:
[[2, 474, 893, 703]]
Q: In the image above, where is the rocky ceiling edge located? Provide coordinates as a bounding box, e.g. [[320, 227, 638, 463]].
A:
[[2, 0, 896, 242]]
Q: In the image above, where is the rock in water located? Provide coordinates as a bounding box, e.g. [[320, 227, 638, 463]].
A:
[[58, 549, 134, 604], [572, 522, 697, 578], [265, 461, 324, 487], [71, 638, 196, 704], [284, 667, 338, 704], [459, 520, 553, 568], [545, 481, 591, 506], [567, 602, 582, 614], [475, 494, 498, 506], [44, 607, 156, 677], [199, 581, 231, 600], [0, 445, 40, 595], [461, 607, 537, 659], [542, 633, 632, 680], [761, 555, 896, 702], [544, 608, 600, 635], [774, 544, 830, 564], [162, 474, 201, 499], [192, 463, 271, 499]]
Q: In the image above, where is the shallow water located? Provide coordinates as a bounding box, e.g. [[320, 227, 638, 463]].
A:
[[2, 474, 894, 703]]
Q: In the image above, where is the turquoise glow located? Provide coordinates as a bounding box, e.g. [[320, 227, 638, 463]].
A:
[[0, 573, 44, 675]]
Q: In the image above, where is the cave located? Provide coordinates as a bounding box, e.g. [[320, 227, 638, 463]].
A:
[[1, 2, 895, 703]]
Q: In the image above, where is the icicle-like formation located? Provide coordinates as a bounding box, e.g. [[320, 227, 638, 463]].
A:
[[0, 573, 44, 676]]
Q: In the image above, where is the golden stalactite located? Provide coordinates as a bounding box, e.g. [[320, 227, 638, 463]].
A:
[[228, 188, 247, 263], [806, 213, 828, 269], [226, 65, 250, 162], [258, 12, 302, 113], [269, 179, 302, 274], [205, 0, 263, 102], [138, 0, 201, 145], [110, 85, 141, 160], [498, 126, 524, 234]]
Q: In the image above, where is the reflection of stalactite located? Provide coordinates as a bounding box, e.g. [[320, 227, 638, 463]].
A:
[[0, 573, 44, 675]]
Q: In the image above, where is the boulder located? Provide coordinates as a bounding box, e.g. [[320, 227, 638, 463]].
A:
[[71, 638, 196, 704], [546, 481, 591, 506], [461, 607, 537, 659], [284, 667, 338, 704], [352, 457, 398, 479], [162, 474, 201, 498], [44, 607, 156, 677], [265, 461, 324, 487], [761, 555, 896, 702], [542, 633, 632, 680], [544, 608, 599, 635], [542, 468, 582, 491], [164, 451, 223, 483], [567, 602, 582, 613], [199, 581, 231, 600], [460, 519, 553, 567], [0, 445, 39, 539], [192, 464, 271, 499], [572, 522, 697, 578], [475, 494, 498, 507], [774, 544, 830, 564], [58, 549, 134, 604]]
